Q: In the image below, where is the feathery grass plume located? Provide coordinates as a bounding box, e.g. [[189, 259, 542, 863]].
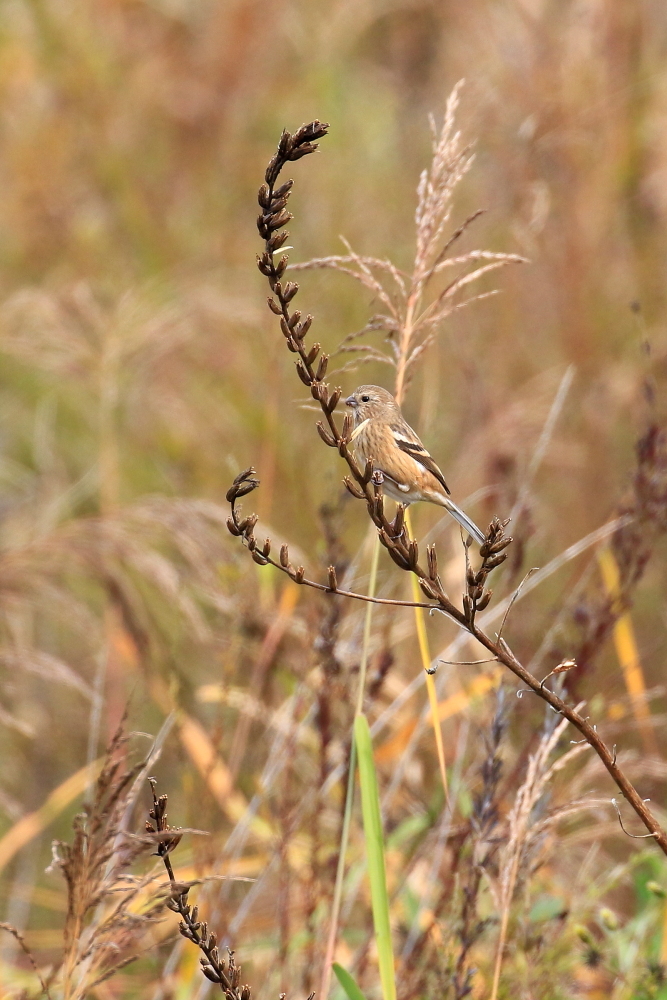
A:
[[488, 705, 600, 1000], [49, 724, 164, 998], [291, 83, 526, 398]]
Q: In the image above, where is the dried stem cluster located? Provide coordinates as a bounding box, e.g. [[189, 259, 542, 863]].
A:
[[40, 727, 166, 997], [147, 779, 265, 999], [225, 120, 667, 856]]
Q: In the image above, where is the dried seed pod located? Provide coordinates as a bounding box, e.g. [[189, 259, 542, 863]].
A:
[[318, 385, 330, 407], [386, 544, 411, 571], [476, 590, 492, 612], [363, 459, 373, 484], [340, 412, 352, 441], [466, 566, 477, 586], [244, 514, 258, 534], [463, 593, 472, 620], [393, 503, 405, 536], [296, 361, 311, 385], [288, 310, 302, 330], [316, 422, 336, 447], [294, 120, 329, 143], [327, 566, 337, 590], [261, 538, 271, 558], [485, 552, 508, 570], [267, 208, 293, 230], [343, 476, 365, 499], [420, 578, 440, 601], [408, 539, 419, 570], [226, 517, 241, 536], [316, 353, 329, 379], [258, 183, 271, 208], [374, 494, 384, 520], [283, 282, 299, 303], [280, 544, 289, 567], [294, 566, 305, 584], [311, 383, 323, 402], [427, 544, 438, 580], [306, 343, 320, 364], [489, 535, 513, 554], [267, 230, 289, 253], [225, 475, 259, 502], [256, 254, 272, 276], [286, 337, 298, 353], [277, 129, 292, 156], [327, 387, 341, 412], [299, 315, 313, 337], [251, 550, 267, 565], [202, 966, 221, 984], [264, 153, 280, 185], [267, 297, 282, 315], [274, 179, 294, 199], [289, 144, 318, 160], [274, 256, 288, 278]]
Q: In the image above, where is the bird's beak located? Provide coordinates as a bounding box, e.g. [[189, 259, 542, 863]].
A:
[[345, 395, 357, 408]]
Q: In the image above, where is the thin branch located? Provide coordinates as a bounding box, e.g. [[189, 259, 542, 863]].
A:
[[497, 568, 540, 640], [611, 798, 659, 840]]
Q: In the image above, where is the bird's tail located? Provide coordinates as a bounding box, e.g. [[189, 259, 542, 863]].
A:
[[440, 496, 486, 546]]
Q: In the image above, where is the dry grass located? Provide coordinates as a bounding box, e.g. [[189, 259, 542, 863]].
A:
[[1, 2, 667, 999]]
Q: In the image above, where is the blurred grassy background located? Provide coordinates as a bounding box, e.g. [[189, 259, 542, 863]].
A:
[[1, 1, 667, 997]]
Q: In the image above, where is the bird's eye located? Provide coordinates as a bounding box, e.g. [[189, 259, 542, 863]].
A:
[[361, 395, 370, 402]]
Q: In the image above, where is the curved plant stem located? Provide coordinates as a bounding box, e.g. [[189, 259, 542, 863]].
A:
[[320, 534, 381, 1000], [404, 508, 449, 803]]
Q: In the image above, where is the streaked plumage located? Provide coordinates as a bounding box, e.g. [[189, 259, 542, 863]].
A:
[[345, 384, 485, 545]]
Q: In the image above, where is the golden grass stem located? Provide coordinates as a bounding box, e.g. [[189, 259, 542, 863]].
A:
[[404, 507, 449, 802], [597, 548, 658, 757], [320, 532, 380, 1000]]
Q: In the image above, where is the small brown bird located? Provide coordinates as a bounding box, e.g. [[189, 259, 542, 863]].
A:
[[345, 384, 485, 545]]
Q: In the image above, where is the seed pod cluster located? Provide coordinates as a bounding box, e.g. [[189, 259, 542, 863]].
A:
[[463, 516, 512, 623]]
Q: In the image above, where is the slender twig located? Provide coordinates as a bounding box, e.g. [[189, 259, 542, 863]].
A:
[[496, 567, 539, 640]]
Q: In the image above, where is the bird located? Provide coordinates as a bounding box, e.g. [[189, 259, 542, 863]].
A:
[[345, 384, 486, 545]]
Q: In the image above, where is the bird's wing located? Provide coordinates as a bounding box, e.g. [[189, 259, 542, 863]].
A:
[[391, 425, 451, 496]]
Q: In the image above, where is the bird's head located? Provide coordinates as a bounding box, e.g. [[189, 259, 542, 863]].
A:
[[345, 385, 397, 423]]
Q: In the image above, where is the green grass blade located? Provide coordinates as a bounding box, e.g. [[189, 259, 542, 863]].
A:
[[354, 713, 396, 1000], [332, 962, 368, 1000]]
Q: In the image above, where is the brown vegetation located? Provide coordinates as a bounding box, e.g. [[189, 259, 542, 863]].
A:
[[1, 3, 667, 999]]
